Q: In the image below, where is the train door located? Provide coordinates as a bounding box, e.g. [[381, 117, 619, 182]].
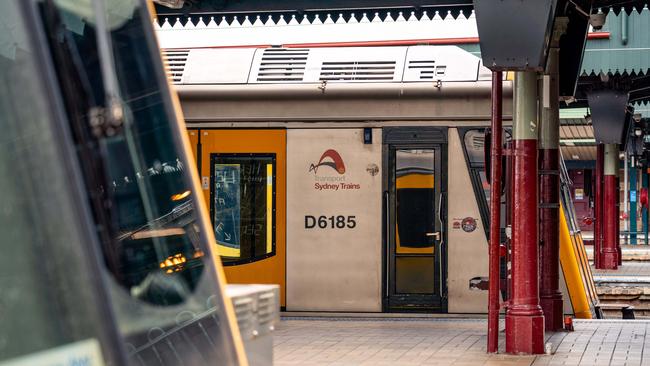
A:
[[198, 129, 287, 307], [384, 128, 447, 312]]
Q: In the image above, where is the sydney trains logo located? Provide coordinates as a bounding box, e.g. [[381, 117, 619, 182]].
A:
[[309, 149, 346, 175]]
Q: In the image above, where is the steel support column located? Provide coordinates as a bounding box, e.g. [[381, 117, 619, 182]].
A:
[[595, 145, 604, 268], [487, 71, 503, 354], [506, 71, 545, 355], [602, 144, 620, 269], [538, 48, 563, 332]]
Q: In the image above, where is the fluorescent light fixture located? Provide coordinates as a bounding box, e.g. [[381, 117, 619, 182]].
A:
[[560, 138, 596, 146]]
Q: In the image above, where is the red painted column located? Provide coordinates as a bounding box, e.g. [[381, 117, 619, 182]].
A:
[[487, 71, 503, 354], [538, 48, 563, 332], [617, 176, 623, 266], [602, 144, 619, 269], [506, 71, 545, 355], [594, 145, 604, 268]]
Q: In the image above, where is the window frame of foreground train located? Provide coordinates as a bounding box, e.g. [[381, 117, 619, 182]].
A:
[[209, 153, 277, 266], [31, 0, 243, 363]]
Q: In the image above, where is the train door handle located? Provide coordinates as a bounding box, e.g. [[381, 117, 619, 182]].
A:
[[426, 232, 441, 241]]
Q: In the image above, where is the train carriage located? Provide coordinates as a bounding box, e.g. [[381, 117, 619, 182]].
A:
[[165, 44, 596, 315]]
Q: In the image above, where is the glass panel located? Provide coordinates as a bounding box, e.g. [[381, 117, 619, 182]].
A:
[[39, 0, 240, 364], [395, 149, 435, 254], [0, 2, 119, 363], [212, 154, 276, 264], [395, 257, 435, 294], [479, 170, 490, 204], [463, 129, 486, 165]]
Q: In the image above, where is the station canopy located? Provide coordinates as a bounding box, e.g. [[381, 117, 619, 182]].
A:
[[154, 0, 650, 16]]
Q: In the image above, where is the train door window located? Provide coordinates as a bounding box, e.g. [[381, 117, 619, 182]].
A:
[[210, 154, 276, 265], [395, 149, 436, 295]]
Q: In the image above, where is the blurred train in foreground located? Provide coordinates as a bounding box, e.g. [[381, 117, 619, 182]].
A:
[[1, 1, 248, 365], [164, 45, 599, 315]]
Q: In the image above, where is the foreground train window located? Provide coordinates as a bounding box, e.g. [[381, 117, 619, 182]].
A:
[[0, 2, 122, 363], [37, 0, 241, 364], [211, 154, 276, 265]]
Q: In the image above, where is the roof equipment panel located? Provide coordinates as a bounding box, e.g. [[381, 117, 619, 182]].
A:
[[182, 48, 256, 84], [161, 49, 189, 83], [403, 45, 486, 82], [249, 48, 309, 83], [305, 47, 406, 83]]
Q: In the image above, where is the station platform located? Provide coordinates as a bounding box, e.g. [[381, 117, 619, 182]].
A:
[[584, 246, 650, 317], [274, 317, 650, 365]]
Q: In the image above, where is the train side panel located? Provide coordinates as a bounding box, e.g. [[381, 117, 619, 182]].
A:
[[447, 128, 489, 313], [286, 129, 383, 311]]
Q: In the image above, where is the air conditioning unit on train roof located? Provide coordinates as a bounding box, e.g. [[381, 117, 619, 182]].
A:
[[179, 48, 257, 84], [247, 46, 409, 83], [303, 46, 408, 83], [403, 45, 491, 82], [161, 45, 492, 85]]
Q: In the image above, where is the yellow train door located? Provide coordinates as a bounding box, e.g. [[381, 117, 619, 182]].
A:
[[194, 129, 287, 307]]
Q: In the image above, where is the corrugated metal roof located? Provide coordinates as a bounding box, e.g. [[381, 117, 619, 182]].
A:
[[562, 146, 597, 161], [595, 1, 650, 14], [560, 110, 596, 161], [561, 125, 594, 139]]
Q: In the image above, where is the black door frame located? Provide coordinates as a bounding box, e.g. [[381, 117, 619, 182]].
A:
[[382, 127, 448, 313]]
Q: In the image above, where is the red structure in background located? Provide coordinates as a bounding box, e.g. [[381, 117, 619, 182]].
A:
[[568, 170, 594, 234], [487, 71, 503, 354], [538, 47, 563, 332], [539, 148, 563, 331], [617, 176, 622, 266], [594, 145, 604, 268], [602, 145, 619, 269]]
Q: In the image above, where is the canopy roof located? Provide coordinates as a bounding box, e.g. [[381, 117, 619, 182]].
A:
[[154, 0, 650, 16]]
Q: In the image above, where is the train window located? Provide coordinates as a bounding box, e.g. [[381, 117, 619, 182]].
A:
[[38, 0, 241, 363], [461, 128, 509, 238], [210, 154, 276, 265], [395, 149, 436, 254], [464, 129, 486, 166]]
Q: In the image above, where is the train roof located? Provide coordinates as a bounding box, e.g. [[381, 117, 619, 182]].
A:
[[163, 45, 492, 85]]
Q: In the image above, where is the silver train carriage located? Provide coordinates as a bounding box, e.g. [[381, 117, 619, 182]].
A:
[[165, 45, 523, 313]]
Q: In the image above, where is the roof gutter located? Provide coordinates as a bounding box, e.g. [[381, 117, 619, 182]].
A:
[[161, 33, 609, 50]]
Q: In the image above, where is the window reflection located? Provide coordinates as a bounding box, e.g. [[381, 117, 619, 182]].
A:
[[40, 0, 240, 363], [0, 2, 121, 362], [212, 154, 276, 264]]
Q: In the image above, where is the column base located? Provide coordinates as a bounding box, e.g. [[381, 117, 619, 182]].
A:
[[601, 249, 618, 270], [505, 311, 545, 354], [540, 295, 564, 331]]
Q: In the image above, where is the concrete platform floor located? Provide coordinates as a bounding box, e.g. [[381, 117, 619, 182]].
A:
[[274, 318, 650, 365], [586, 245, 650, 262], [593, 261, 650, 277]]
